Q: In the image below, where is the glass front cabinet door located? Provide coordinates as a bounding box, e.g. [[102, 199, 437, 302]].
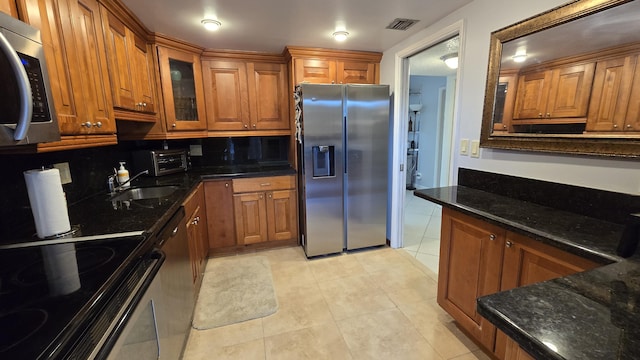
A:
[[157, 46, 207, 131]]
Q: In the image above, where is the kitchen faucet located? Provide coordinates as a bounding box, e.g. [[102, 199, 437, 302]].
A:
[[108, 169, 149, 193]]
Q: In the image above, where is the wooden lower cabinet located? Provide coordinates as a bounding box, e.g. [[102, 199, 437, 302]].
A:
[[203, 180, 236, 252], [438, 208, 599, 360], [183, 183, 208, 292]]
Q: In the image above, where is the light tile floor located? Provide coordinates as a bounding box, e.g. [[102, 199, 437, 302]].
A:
[[402, 190, 442, 280], [182, 246, 487, 360]]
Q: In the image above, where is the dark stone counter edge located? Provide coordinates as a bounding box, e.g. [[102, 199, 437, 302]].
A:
[[477, 297, 564, 360], [413, 189, 619, 265]]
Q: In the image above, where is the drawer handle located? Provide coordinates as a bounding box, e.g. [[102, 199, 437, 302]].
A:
[[260, 183, 271, 186], [506, 240, 513, 248], [489, 234, 496, 241]]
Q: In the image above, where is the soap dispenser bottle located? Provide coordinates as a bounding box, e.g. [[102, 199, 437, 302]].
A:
[[117, 162, 130, 188]]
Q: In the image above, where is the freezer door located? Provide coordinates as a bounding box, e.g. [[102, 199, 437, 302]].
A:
[[300, 84, 344, 257], [345, 84, 389, 250]]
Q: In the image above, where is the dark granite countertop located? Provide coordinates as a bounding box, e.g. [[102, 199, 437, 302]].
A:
[[414, 185, 640, 360], [2, 165, 295, 246]]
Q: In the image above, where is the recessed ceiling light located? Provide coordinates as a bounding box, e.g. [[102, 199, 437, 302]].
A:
[[332, 31, 349, 42], [440, 53, 459, 69], [201, 19, 221, 31]]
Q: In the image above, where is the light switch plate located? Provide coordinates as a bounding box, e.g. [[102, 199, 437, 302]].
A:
[[53, 162, 72, 184], [470, 140, 480, 158], [460, 139, 469, 156]]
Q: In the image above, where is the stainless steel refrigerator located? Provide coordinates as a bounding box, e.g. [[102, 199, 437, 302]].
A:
[[298, 84, 389, 257]]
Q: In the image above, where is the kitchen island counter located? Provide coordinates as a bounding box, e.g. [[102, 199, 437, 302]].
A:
[[415, 182, 640, 360]]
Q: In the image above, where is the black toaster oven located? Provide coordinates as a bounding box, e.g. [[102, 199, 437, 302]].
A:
[[132, 149, 188, 176]]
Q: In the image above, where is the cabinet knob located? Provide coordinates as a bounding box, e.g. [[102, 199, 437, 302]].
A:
[[225, 183, 229, 188], [613, 124, 618, 128], [252, 124, 256, 128], [260, 195, 263, 199], [546, 113, 551, 118], [81, 121, 92, 128], [172, 123, 177, 128], [627, 124, 632, 129], [94, 121, 102, 128], [506, 240, 513, 248], [538, 113, 543, 118], [489, 234, 496, 241], [142, 102, 147, 107], [268, 193, 272, 198]]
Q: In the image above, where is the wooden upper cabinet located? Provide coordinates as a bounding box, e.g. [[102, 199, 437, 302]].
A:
[[513, 62, 594, 121], [203, 59, 249, 131], [22, 0, 116, 151], [0, 0, 18, 18], [286, 46, 382, 87], [203, 57, 289, 132], [157, 45, 207, 131], [336, 60, 376, 84], [248, 62, 289, 130], [101, 8, 157, 121], [586, 54, 638, 132]]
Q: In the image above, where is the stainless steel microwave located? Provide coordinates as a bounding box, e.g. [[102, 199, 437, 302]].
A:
[[0, 12, 59, 146]]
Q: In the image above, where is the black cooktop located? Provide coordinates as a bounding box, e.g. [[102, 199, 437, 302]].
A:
[[0, 236, 146, 359]]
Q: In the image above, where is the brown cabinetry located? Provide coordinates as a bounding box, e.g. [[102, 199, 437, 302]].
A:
[[513, 62, 595, 123], [285, 46, 382, 87], [22, 0, 117, 151], [232, 175, 297, 246], [157, 45, 207, 131], [203, 180, 237, 253], [0, 0, 17, 17], [184, 183, 208, 292], [438, 208, 598, 359], [101, 7, 157, 122], [586, 54, 640, 132], [202, 56, 289, 134]]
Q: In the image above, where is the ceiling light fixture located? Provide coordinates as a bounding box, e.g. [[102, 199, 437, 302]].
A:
[[440, 53, 459, 69], [201, 19, 221, 31], [332, 31, 349, 42], [512, 52, 527, 63]]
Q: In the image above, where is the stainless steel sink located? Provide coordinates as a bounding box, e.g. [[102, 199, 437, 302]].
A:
[[110, 185, 179, 201]]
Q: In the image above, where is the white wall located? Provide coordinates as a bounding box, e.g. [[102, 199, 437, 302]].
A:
[[381, 0, 640, 195]]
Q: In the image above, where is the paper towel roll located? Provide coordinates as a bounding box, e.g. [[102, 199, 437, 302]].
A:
[[24, 168, 71, 238]]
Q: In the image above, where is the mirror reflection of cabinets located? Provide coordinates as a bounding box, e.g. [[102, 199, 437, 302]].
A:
[[481, 0, 640, 157]]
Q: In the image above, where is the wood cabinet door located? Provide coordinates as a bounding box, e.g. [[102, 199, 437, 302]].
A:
[[157, 46, 207, 131], [202, 59, 249, 131], [587, 55, 637, 132], [546, 62, 594, 118], [132, 35, 156, 114], [203, 180, 236, 250], [69, 0, 114, 134], [266, 189, 297, 241], [494, 231, 599, 359], [233, 192, 268, 245], [0, 0, 18, 18], [294, 58, 336, 84], [513, 70, 551, 119], [247, 62, 289, 130], [336, 60, 376, 84], [438, 208, 505, 350], [624, 56, 640, 131], [186, 207, 200, 285], [102, 10, 135, 110]]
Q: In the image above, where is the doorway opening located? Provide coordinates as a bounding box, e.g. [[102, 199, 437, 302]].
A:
[[398, 33, 460, 274]]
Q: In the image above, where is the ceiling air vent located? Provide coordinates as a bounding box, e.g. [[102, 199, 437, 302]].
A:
[[385, 18, 419, 31]]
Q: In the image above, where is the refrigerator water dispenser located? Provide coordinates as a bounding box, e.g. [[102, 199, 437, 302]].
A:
[[312, 145, 334, 177]]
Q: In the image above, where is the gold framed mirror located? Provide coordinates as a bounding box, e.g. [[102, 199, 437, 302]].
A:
[[480, 0, 640, 157]]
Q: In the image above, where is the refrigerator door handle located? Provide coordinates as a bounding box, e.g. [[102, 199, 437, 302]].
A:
[[343, 116, 348, 174]]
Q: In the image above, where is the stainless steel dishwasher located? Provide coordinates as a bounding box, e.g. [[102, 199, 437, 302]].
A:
[[155, 207, 194, 360]]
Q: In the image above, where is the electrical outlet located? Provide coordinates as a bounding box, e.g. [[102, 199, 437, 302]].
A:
[[53, 162, 72, 184], [470, 140, 480, 158], [190, 144, 203, 156], [460, 139, 469, 155]]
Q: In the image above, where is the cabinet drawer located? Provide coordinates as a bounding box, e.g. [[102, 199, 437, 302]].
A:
[[232, 175, 295, 193]]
